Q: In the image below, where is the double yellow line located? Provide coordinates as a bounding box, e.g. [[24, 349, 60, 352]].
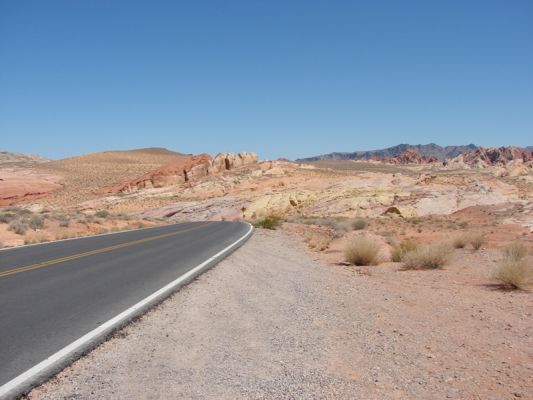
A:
[[0, 223, 212, 279]]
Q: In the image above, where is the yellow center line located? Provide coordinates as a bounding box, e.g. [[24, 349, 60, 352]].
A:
[[0, 222, 212, 279]]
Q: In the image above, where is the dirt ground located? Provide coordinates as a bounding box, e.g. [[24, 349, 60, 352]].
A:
[[27, 229, 532, 400]]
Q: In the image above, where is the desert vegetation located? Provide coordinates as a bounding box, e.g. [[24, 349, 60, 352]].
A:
[[252, 215, 283, 230], [495, 242, 531, 290], [391, 238, 418, 262], [0, 206, 162, 247], [344, 236, 382, 266], [402, 243, 452, 270]]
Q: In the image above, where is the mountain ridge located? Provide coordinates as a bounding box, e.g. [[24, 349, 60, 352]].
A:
[[296, 143, 479, 162]]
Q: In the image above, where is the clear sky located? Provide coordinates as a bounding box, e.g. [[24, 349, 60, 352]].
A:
[[1, 1, 532, 160]]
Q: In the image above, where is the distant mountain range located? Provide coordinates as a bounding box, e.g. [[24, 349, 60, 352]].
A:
[[297, 143, 481, 162]]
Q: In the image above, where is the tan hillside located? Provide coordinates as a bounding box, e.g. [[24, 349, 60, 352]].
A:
[[37, 148, 189, 207]]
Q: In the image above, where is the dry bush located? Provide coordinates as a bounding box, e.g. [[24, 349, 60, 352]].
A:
[[469, 234, 485, 250], [402, 243, 452, 270], [495, 257, 531, 290], [453, 234, 470, 249], [344, 236, 382, 266], [0, 212, 16, 224], [391, 238, 418, 262], [503, 242, 529, 261], [352, 218, 367, 230], [8, 219, 28, 235], [95, 210, 110, 218], [24, 233, 49, 245], [253, 215, 283, 230], [29, 215, 45, 230], [305, 232, 332, 251]]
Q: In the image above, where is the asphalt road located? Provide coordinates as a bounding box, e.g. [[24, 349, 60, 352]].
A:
[[0, 221, 251, 390]]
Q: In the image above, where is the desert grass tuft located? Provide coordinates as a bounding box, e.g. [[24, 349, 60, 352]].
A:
[[495, 257, 531, 290], [503, 242, 529, 261], [402, 243, 452, 270], [453, 234, 470, 249], [469, 234, 485, 250], [391, 238, 418, 262], [344, 236, 382, 266]]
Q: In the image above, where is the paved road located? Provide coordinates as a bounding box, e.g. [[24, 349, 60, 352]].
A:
[[0, 221, 251, 391]]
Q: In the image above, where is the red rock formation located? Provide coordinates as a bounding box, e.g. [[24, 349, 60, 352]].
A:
[[99, 154, 213, 194], [459, 147, 533, 166], [99, 152, 259, 194], [388, 149, 438, 164]]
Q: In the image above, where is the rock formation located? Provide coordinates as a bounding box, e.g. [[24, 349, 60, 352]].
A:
[[100, 152, 258, 194], [450, 147, 532, 167], [389, 149, 439, 164]]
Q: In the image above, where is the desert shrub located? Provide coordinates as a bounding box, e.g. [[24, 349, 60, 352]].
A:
[[95, 210, 110, 218], [470, 234, 485, 250], [8, 219, 28, 235], [25, 233, 49, 245], [495, 257, 531, 290], [391, 238, 418, 262], [0, 212, 16, 223], [344, 236, 382, 266], [305, 232, 332, 251], [9, 207, 31, 217], [402, 243, 452, 270], [253, 215, 283, 230], [352, 218, 367, 230], [503, 242, 529, 261], [452, 234, 471, 249], [29, 215, 44, 230], [58, 218, 70, 227]]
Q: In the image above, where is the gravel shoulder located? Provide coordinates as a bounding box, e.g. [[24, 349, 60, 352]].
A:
[[28, 230, 532, 400]]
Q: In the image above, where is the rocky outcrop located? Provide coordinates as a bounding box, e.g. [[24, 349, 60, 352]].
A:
[[100, 152, 258, 194], [389, 149, 439, 165], [0, 168, 62, 205], [450, 147, 533, 168]]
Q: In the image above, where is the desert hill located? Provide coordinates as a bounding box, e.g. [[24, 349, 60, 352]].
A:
[[36, 148, 190, 207], [297, 143, 478, 162]]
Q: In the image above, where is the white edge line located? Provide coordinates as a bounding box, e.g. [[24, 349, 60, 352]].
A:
[[0, 221, 194, 252], [0, 222, 254, 399]]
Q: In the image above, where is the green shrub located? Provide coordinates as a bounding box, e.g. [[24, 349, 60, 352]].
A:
[[344, 236, 382, 266], [352, 218, 367, 230], [391, 238, 418, 262], [402, 243, 452, 270], [253, 215, 283, 230]]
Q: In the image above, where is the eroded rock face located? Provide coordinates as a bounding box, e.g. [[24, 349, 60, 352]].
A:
[[0, 167, 62, 205], [101, 152, 259, 194], [451, 147, 533, 168], [100, 154, 213, 194], [389, 149, 439, 165]]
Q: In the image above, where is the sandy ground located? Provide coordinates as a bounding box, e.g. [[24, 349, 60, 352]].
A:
[[28, 230, 532, 400]]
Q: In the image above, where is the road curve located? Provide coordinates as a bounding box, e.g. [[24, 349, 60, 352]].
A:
[[0, 221, 252, 398]]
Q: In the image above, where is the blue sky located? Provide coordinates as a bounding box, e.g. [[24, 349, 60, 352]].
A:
[[1, 1, 532, 160]]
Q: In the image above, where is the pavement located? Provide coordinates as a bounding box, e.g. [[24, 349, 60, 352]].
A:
[[0, 221, 251, 398]]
